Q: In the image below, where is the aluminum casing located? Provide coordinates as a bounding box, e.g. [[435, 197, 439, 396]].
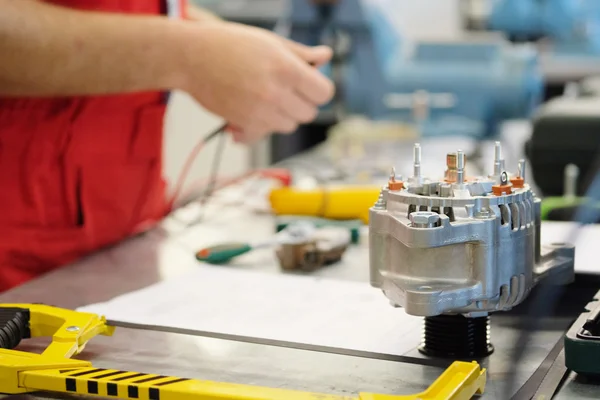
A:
[[369, 182, 575, 317]]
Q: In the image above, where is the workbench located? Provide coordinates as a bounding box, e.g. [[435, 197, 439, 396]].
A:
[[2, 140, 600, 400]]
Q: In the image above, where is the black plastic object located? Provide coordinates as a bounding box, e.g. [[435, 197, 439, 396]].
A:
[[419, 314, 494, 359], [0, 307, 30, 349], [525, 93, 600, 198], [565, 288, 600, 376]]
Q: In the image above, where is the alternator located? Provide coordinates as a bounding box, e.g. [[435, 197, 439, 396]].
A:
[[369, 142, 575, 319]]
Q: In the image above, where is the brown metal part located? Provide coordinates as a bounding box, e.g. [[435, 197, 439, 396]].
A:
[[444, 152, 467, 183], [276, 241, 347, 271], [446, 153, 458, 169]]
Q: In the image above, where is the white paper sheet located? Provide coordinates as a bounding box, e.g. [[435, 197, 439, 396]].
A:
[[78, 266, 424, 356], [541, 221, 600, 275]]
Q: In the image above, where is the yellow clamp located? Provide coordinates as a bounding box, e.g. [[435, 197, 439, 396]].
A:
[[0, 303, 114, 394], [269, 186, 381, 224], [0, 304, 486, 400]]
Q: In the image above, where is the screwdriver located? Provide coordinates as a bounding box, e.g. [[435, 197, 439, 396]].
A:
[[195, 242, 255, 264], [195, 222, 316, 264]]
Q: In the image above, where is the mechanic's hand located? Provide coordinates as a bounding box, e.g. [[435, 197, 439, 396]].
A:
[[178, 22, 334, 144]]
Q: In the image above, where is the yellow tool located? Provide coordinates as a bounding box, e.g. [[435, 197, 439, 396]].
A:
[[0, 304, 486, 400], [269, 186, 381, 224]]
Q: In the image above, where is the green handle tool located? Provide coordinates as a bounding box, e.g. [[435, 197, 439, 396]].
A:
[[195, 222, 314, 264], [196, 218, 361, 265], [195, 242, 254, 264]]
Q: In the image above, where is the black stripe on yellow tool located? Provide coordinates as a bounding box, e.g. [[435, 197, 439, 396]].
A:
[[0, 304, 486, 399]]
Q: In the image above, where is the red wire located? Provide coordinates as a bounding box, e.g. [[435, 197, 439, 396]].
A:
[[165, 123, 293, 215], [165, 135, 208, 213]]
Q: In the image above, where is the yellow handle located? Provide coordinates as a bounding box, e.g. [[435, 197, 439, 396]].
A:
[[0, 303, 114, 359], [20, 360, 485, 400], [0, 304, 486, 400], [268, 186, 381, 224]]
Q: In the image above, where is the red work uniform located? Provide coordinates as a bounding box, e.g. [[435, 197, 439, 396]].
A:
[[0, 0, 186, 291]]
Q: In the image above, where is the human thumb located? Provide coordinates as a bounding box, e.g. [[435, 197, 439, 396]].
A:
[[284, 40, 333, 67]]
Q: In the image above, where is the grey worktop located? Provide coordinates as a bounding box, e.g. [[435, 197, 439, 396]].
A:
[[1, 135, 599, 399], [1, 198, 599, 399]]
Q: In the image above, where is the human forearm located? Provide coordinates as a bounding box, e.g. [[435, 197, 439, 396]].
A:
[[0, 0, 189, 96]]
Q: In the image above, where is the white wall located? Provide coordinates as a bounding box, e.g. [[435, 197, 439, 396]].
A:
[[366, 0, 463, 39], [162, 91, 250, 196]]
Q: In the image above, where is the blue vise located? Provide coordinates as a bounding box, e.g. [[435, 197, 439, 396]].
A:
[[488, 0, 600, 56], [285, 0, 543, 139]]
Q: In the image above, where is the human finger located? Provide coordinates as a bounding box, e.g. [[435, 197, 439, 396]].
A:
[[232, 110, 294, 144], [235, 121, 270, 144], [248, 108, 297, 137], [265, 109, 298, 134], [282, 39, 333, 67], [224, 124, 243, 135], [230, 129, 246, 144], [290, 61, 335, 105], [278, 90, 318, 124]]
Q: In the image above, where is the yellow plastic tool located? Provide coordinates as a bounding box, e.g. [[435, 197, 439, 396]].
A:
[[0, 304, 486, 400], [268, 186, 381, 224]]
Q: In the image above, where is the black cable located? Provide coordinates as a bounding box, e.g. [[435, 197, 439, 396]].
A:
[[167, 123, 227, 211], [203, 123, 227, 144], [200, 125, 227, 206], [177, 126, 227, 227]]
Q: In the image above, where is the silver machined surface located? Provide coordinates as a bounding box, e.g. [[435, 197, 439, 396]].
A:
[[369, 143, 576, 317]]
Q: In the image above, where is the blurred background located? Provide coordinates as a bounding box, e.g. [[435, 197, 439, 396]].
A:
[[164, 0, 600, 218]]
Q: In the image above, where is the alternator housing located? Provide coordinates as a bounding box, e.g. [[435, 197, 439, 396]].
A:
[[369, 144, 575, 317]]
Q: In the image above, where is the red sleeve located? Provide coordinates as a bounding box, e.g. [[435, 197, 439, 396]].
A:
[[180, 0, 187, 19]]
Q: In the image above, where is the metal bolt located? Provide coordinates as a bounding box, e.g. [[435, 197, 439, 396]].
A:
[[494, 141, 501, 159], [413, 143, 421, 178], [66, 326, 80, 332], [373, 187, 387, 209], [410, 211, 440, 228], [493, 141, 502, 176], [500, 171, 508, 185], [475, 209, 492, 219], [456, 149, 465, 184], [518, 159, 526, 179], [456, 150, 465, 169]]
